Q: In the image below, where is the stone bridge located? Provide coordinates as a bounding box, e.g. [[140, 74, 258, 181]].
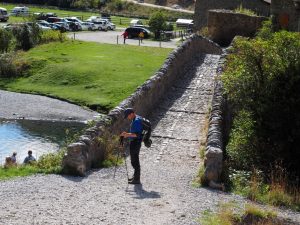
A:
[[1, 35, 300, 225]]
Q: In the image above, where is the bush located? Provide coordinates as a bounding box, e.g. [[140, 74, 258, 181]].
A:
[[40, 30, 67, 44], [0, 29, 13, 53], [12, 24, 41, 51], [0, 53, 17, 78], [37, 149, 66, 174], [223, 23, 300, 176], [149, 11, 167, 39]]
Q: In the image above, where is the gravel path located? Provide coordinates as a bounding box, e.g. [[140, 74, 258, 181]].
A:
[[1, 54, 300, 225], [0, 90, 99, 122]]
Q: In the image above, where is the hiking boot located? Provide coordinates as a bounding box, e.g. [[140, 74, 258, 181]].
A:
[[128, 179, 141, 184]]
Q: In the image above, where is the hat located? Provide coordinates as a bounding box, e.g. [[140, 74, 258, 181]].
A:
[[124, 108, 134, 119]]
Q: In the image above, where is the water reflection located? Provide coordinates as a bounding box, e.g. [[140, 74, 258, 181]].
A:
[[0, 119, 86, 164]]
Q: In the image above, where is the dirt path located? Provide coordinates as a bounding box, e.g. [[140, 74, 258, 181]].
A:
[[0, 54, 299, 225]]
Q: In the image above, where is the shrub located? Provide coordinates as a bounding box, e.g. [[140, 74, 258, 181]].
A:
[[0, 29, 13, 53], [37, 149, 66, 174], [149, 11, 167, 39], [223, 24, 300, 177], [234, 4, 257, 16], [0, 53, 17, 78], [40, 30, 67, 44], [95, 132, 121, 167]]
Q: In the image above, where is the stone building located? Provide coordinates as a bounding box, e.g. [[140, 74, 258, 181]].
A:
[[194, 0, 270, 31], [271, 0, 300, 31]]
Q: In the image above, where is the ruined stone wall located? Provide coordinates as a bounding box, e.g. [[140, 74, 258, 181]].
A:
[[208, 10, 268, 46], [62, 35, 222, 176], [271, 0, 300, 32], [194, 0, 270, 31]]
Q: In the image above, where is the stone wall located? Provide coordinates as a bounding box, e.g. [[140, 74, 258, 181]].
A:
[[62, 35, 222, 176], [194, 0, 270, 31], [204, 50, 227, 187], [208, 10, 268, 46], [271, 0, 300, 32]]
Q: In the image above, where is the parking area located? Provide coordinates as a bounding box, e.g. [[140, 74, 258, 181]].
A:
[[68, 30, 179, 48]]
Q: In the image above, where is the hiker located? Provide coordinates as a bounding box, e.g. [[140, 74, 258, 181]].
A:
[[120, 108, 143, 184], [138, 31, 144, 43], [4, 156, 13, 168], [121, 30, 128, 44], [23, 150, 36, 164], [11, 152, 17, 164]]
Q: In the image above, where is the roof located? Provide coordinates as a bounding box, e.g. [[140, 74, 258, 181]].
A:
[[263, 0, 271, 3], [176, 19, 194, 24], [130, 19, 142, 23], [0, 7, 7, 10]]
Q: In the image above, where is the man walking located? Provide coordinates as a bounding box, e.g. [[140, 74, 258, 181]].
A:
[[120, 108, 143, 184]]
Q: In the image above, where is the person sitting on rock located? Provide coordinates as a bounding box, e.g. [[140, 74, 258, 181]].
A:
[[11, 152, 17, 164], [4, 156, 13, 168], [23, 150, 36, 164]]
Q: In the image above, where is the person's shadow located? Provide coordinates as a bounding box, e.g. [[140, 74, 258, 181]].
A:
[[126, 184, 161, 199]]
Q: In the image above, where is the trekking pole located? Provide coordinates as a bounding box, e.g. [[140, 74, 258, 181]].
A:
[[123, 150, 129, 180], [113, 148, 121, 179], [113, 136, 125, 179]]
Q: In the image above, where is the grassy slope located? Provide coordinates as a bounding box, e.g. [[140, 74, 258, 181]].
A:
[[2, 41, 171, 112]]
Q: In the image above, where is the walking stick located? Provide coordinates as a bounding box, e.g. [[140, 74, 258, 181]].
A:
[[113, 136, 129, 180], [113, 148, 120, 179]]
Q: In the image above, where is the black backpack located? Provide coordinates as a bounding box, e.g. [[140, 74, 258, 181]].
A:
[[141, 117, 152, 148]]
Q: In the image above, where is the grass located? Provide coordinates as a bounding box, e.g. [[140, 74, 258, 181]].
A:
[[0, 40, 171, 113], [0, 165, 40, 180], [199, 202, 279, 225], [228, 167, 300, 212]]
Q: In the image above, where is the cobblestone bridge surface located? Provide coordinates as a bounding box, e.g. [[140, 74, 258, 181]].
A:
[[1, 54, 300, 225]]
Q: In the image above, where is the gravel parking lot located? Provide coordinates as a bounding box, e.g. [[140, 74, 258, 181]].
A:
[[68, 30, 179, 48]]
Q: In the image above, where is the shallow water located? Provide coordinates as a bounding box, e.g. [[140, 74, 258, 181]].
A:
[[0, 119, 86, 164]]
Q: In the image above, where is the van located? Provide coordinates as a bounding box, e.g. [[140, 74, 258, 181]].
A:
[[0, 7, 9, 22], [10, 6, 29, 16], [125, 27, 150, 39]]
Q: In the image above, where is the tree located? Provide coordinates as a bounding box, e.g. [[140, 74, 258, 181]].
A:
[[148, 11, 167, 39], [0, 29, 12, 53]]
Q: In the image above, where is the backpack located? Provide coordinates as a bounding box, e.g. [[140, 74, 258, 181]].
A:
[[141, 117, 152, 148]]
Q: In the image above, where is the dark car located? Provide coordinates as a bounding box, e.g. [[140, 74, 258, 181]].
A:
[[125, 27, 151, 39]]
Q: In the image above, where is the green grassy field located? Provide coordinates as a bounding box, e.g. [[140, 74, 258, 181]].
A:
[[1, 41, 171, 112]]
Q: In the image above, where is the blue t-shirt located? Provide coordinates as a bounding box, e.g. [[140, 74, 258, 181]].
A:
[[130, 115, 143, 140]]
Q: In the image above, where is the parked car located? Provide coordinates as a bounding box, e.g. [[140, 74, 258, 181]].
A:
[[125, 26, 151, 39], [93, 20, 108, 31], [100, 18, 116, 30], [10, 6, 29, 16], [0, 7, 9, 22], [55, 22, 70, 31], [86, 16, 102, 22], [46, 17, 61, 23], [130, 19, 143, 27], [81, 22, 96, 31], [34, 12, 57, 20]]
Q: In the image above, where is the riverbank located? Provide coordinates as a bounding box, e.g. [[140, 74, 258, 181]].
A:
[[0, 90, 99, 122]]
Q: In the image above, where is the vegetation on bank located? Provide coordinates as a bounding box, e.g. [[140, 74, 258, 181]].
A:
[[221, 20, 300, 210], [199, 202, 285, 225]]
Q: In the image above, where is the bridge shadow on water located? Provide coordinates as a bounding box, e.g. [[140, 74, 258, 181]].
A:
[[126, 184, 161, 199]]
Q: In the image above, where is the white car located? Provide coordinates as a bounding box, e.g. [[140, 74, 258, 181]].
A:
[[81, 22, 97, 31], [10, 6, 29, 16], [100, 19, 116, 30], [0, 7, 9, 22]]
